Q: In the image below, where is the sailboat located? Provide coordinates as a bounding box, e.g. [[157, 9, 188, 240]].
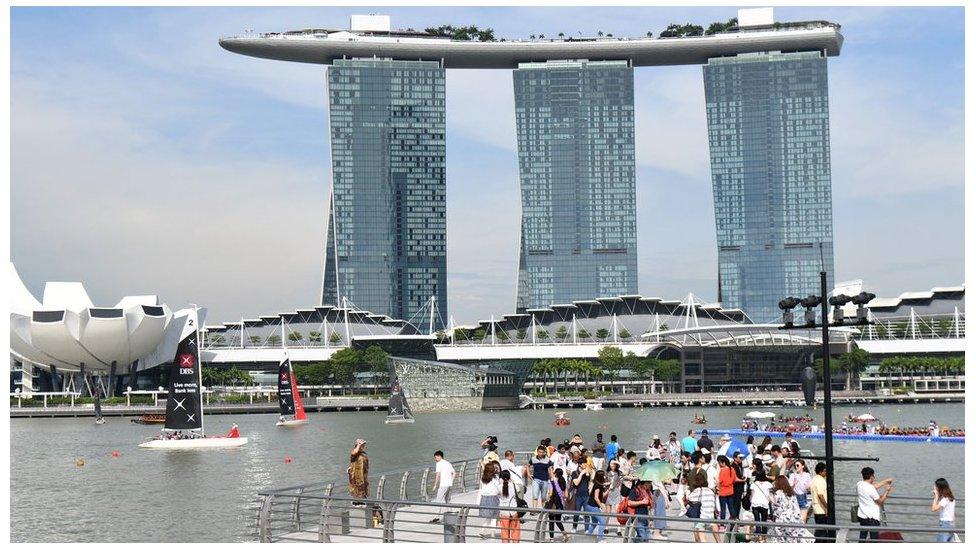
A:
[[275, 350, 308, 426], [384, 378, 414, 424], [93, 385, 106, 425], [139, 307, 248, 449]]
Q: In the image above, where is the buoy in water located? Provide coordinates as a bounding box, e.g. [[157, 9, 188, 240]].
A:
[[284, 456, 293, 464], [75, 459, 85, 467], [111, 451, 120, 458]]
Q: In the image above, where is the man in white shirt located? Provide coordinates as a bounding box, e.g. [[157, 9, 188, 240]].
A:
[[431, 450, 456, 523], [551, 444, 570, 473], [499, 450, 525, 497], [856, 467, 893, 541]]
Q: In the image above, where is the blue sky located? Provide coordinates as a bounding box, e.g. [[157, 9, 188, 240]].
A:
[[10, 6, 965, 326]]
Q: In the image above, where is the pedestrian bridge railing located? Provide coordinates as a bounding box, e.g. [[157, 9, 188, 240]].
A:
[[252, 491, 963, 543], [249, 450, 963, 544]]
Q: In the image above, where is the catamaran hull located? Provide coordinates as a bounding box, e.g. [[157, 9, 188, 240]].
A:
[[276, 419, 309, 427], [138, 437, 249, 449]]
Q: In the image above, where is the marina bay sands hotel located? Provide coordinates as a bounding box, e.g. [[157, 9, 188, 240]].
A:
[[220, 8, 842, 325]]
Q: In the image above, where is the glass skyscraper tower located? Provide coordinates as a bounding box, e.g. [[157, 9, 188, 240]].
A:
[[323, 59, 447, 326], [703, 51, 835, 323], [513, 60, 638, 311]]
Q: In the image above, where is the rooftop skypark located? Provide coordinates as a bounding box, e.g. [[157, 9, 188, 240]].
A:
[[219, 12, 843, 68]]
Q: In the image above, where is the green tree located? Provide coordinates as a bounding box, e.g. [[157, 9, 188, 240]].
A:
[[836, 348, 871, 391], [202, 366, 223, 386], [329, 348, 360, 386], [472, 328, 487, 341], [516, 329, 527, 341], [496, 330, 510, 341], [597, 346, 624, 382], [362, 345, 390, 393], [555, 326, 569, 341], [329, 332, 343, 345], [595, 328, 610, 340], [248, 335, 261, 346], [577, 329, 591, 340], [308, 331, 322, 343], [618, 329, 632, 340], [652, 359, 682, 391], [268, 334, 282, 346], [294, 362, 330, 385], [537, 329, 550, 341], [288, 331, 303, 343]]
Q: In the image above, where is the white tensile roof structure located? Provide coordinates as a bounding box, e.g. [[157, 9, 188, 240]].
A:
[[9, 263, 182, 373]]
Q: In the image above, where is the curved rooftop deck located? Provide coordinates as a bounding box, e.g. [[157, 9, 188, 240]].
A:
[[219, 24, 843, 68]]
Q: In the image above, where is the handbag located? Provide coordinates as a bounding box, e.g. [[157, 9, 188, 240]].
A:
[[515, 496, 529, 519], [686, 503, 702, 519], [740, 480, 752, 511], [850, 505, 859, 523], [615, 499, 634, 525]]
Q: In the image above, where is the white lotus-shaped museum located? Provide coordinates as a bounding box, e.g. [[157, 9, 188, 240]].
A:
[[9, 263, 176, 373]]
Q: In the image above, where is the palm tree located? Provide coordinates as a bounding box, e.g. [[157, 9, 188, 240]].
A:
[[597, 30, 604, 37], [558, 32, 565, 38], [646, 31, 653, 38]]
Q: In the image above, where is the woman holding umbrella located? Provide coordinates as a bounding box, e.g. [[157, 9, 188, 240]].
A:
[[635, 459, 680, 541]]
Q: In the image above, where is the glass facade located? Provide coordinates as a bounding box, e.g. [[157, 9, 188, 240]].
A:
[[513, 60, 638, 311], [323, 59, 447, 326], [703, 52, 835, 323]]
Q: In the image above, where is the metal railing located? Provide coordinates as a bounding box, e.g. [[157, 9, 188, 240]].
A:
[[254, 491, 963, 543], [249, 452, 538, 540]]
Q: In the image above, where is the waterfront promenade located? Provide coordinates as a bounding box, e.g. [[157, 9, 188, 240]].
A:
[[10, 390, 962, 418]]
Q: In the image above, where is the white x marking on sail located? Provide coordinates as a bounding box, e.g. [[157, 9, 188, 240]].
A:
[[186, 414, 195, 422], [173, 398, 186, 411]]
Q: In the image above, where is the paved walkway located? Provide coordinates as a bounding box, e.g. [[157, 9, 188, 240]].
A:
[[277, 489, 707, 543]]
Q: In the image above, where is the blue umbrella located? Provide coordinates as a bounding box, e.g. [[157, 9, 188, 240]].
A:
[[718, 438, 750, 459]]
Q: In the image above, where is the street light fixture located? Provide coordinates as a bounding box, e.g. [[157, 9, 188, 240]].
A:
[[851, 291, 876, 325], [800, 295, 820, 327], [778, 297, 800, 327], [828, 294, 851, 325]]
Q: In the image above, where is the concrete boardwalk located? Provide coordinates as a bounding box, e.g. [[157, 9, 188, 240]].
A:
[[277, 489, 703, 543]]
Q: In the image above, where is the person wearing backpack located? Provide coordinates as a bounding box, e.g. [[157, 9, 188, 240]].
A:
[[544, 468, 569, 542]]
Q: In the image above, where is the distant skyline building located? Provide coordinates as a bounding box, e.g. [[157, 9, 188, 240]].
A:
[[513, 59, 638, 311], [703, 51, 835, 323], [322, 58, 448, 326]]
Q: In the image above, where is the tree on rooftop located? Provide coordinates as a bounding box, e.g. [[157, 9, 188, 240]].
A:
[[556, 326, 569, 340], [329, 332, 343, 345]]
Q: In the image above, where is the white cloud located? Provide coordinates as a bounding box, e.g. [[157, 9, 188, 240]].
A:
[[11, 75, 328, 322]]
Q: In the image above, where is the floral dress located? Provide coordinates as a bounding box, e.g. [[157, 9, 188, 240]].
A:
[[770, 490, 813, 543]]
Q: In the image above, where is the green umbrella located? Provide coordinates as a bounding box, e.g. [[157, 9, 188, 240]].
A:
[[634, 460, 680, 482]]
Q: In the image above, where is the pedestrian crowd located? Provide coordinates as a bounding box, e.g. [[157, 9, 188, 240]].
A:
[[401, 430, 958, 543]]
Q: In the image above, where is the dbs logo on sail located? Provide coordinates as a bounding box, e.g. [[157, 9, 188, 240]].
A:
[[178, 353, 196, 375]]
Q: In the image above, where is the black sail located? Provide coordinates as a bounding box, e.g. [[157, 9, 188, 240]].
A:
[[277, 356, 296, 417], [164, 312, 203, 431]]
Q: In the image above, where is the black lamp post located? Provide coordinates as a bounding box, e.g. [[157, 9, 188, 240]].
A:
[[779, 278, 876, 536]]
